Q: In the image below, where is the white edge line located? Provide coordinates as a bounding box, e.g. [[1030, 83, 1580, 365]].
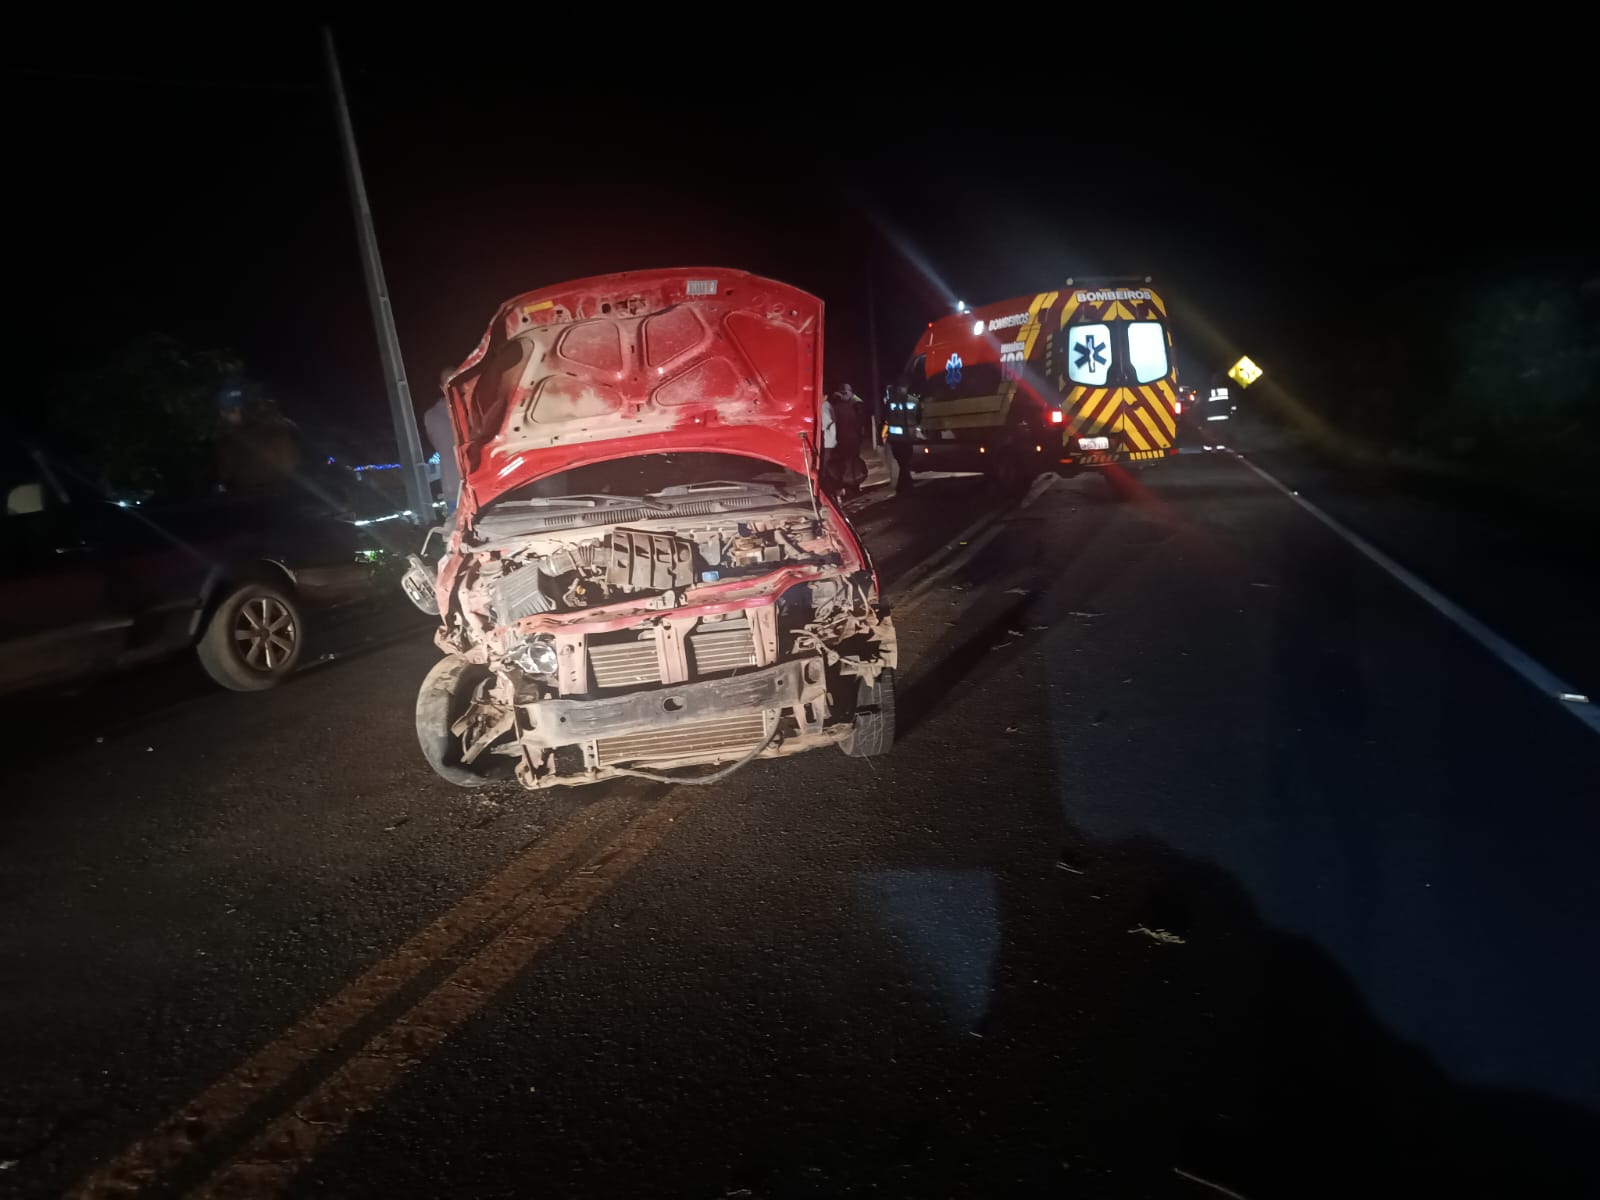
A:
[[1233, 453, 1600, 736]]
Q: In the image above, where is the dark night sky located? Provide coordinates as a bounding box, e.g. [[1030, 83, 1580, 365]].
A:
[[9, 29, 1595, 453]]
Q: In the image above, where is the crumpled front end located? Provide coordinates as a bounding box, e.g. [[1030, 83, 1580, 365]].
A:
[[428, 488, 894, 789]]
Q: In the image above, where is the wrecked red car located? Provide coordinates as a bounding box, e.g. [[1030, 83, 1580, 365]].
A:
[[404, 269, 897, 789]]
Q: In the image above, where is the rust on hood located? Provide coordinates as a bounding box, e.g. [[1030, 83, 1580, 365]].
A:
[[446, 268, 823, 522]]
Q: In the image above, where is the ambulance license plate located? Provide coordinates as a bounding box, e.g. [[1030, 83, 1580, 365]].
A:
[[1078, 436, 1109, 451]]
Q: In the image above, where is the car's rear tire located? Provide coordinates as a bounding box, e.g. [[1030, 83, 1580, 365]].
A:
[[416, 655, 514, 787], [196, 581, 304, 691], [840, 668, 896, 757]]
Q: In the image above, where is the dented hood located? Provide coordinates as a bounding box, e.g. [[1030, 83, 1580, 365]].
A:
[[447, 268, 824, 516]]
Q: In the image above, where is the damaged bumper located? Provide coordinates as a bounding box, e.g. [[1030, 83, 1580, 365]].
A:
[[514, 655, 838, 787]]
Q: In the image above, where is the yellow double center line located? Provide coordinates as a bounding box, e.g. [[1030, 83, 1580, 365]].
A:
[[68, 786, 695, 1198], [67, 487, 1005, 1197]]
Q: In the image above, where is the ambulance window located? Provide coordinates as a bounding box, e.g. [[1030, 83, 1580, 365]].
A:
[[1127, 322, 1169, 384], [1067, 323, 1112, 386]]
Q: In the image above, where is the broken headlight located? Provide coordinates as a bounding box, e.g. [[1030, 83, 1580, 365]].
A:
[[505, 634, 558, 677], [400, 554, 440, 615]]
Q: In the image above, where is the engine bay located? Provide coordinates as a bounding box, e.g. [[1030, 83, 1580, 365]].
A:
[[463, 508, 842, 627], [410, 275, 899, 789]]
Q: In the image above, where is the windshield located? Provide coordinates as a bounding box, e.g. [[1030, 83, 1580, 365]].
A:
[[496, 452, 803, 504]]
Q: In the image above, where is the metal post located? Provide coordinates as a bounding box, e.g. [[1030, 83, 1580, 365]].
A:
[[322, 27, 433, 524], [866, 265, 882, 446]]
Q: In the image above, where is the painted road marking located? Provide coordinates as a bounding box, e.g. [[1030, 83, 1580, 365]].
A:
[[1235, 454, 1600, 736], [892, 474, 1060, 612], [189, 788, 701, 1197], [66, 790, 653, 1199], [884, 502, 1014, 601], [66, 481, 1016, 1197]]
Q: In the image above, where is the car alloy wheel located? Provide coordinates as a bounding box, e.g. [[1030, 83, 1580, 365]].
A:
[[235, 595, 297, 671]]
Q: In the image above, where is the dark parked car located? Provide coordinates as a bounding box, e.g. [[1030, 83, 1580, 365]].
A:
[[0, 445, 374, 695]]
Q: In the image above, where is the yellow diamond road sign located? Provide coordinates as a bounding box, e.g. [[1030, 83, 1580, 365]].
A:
[[1228, 356, 1263, 388]]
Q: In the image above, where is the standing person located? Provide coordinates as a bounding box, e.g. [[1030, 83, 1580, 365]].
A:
[[838, 382, 875, 450], [423, 367, 460, 516], [819, 390, 840, 493], [833, 387, 867, 499], [886, 383, 917, 493], [837, 381, 859, 424]]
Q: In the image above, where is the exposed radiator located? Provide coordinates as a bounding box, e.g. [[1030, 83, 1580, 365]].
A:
[[594, 712, 768, 767], [587, 619, 757, 690], [587, 638, 660, 690], [688, 618, 757, 675]]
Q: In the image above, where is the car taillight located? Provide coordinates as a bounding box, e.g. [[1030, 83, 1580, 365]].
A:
[[1050, 410, 1064, 425]]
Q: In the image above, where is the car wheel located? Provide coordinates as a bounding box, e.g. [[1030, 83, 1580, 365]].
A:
[[196, 581, 304, 691], [416, 655, 515, 787], [840, 668, 896, 758]]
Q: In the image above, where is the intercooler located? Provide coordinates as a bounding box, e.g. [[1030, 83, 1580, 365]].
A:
[[585, 639, 660, 689], [587, 618, 756, 690], [593, 711, 768, 767], [687, 618, 758, 675]]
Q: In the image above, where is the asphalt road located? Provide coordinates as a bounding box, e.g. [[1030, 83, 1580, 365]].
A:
[[4, 452, 1598, 1199]]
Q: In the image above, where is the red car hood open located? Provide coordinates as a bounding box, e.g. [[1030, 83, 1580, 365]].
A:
[[446, 268, 824, 517]]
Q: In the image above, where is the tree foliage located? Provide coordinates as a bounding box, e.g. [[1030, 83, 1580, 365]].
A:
[[48, 334, 264, 498], [1298, 274, 1600, 472], [1449, 277, 1600, 460]]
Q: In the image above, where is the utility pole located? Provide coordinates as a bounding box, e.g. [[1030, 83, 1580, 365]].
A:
[[866, 263, 882, 446], [322, 27, 433, 523]]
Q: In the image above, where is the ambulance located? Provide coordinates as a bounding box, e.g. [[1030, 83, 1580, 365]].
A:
[[884, 277, 1185, 488]]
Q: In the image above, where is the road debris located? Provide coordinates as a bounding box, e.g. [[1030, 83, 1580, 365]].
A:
[[1249, 582, 1276, 589], [1005, 724, 1019, 734], [1005, 587, 1031, 596], [1055, 850, 1086, 875], [1066, 611, 1103, 619], [1129, 924, 1187, 945]]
